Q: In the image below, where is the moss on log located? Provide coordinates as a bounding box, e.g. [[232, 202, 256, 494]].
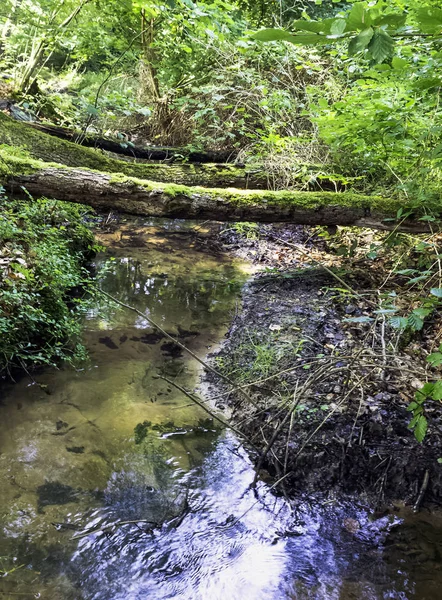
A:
[[0, 147, 435, 231], [0, 113, 352, 191], [0, 112, 269, 189]]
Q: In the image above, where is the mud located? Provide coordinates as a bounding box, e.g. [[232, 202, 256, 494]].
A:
[[211, 223, 442, 510]]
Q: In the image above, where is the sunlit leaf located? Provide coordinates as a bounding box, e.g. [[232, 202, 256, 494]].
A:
[[427, 353, 442, 367], [432, 380, 442, 400], [416, 7, 442, 34]]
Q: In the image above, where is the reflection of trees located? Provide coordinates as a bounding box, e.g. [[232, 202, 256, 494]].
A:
[[97, 257, 244, 329]]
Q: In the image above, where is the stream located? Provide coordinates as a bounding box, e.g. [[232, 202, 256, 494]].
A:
[[0, 217, 441, 600]]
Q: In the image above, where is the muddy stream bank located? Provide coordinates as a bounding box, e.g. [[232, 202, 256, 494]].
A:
[[0, 217, 441, 599]]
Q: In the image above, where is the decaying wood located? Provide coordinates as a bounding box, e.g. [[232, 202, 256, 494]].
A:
[[27, 121, 234, 163], [2, 163, 435, 232], [0, 111, 344, 190]]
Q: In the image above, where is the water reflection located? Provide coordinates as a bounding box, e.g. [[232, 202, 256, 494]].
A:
[[0, 217, 441, 600]]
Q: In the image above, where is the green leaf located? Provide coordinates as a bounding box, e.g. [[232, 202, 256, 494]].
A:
[[330, 18, 347, 36], [438, 458, 442, 464], [287, 33, 331, 45], [252, 28, 329, 45], [408, 414, 420, 429], [427, 352, 442, 367], [347, 2, 371, 31], [395, 269, 417, 275], [373, 14, 407, 29], [389, 316, 408, 330], [292, 18, 335, 35], [252, 28, 298, 42], [408, 312, 424, 331], [432, 380, 442, 401], [413, 308, 431, 319], [414, 415, 428, 443], [392, 56, 407, 70], [413, 78, 442, 91], [431, 288, 442, 298], [416, 7, 442, 34], [86, 105, 99, 116], [343, 316, 374, 323], [368, 28, 394, 63], [348, 27, 374, 55]]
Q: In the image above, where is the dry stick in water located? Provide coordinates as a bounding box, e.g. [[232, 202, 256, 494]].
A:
[[413, 469, 430, 513], [99, 289, 259, 408]]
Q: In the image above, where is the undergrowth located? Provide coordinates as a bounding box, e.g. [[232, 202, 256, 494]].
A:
[[0, 188, 99, 378]]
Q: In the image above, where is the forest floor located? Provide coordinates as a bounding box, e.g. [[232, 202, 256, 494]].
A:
[[206, 223, 442, 510]]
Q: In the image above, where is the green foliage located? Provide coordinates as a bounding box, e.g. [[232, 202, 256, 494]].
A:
[[0, 188, 98, 376], [251, 2, 442, 64]]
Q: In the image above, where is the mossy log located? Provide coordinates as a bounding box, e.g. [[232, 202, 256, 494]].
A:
[[0, 150, 435, 231], [27, 121, 234, 163], [0, 112, 346, 191], [0, 112, 269, 188]]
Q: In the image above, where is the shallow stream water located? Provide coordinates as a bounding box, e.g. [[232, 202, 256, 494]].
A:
[[0, 217, 441, 599]]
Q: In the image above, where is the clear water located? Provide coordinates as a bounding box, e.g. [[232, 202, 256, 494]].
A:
[[0, 218, 441, 600]]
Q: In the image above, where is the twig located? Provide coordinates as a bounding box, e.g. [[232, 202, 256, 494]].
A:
[[294, 370, 375, 460], [72, 519, 158, 540], [413, 469, 430, 513], [275, 237, 363, 299], [158, 375, 258, 450]]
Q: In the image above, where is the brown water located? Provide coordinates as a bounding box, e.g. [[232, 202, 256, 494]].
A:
[[0, 217, 441, 600]]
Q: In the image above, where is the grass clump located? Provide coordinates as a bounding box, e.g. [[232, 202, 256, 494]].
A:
[[0, 188, 99, 378]]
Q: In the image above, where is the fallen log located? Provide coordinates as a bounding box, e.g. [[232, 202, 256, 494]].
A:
[[0, 151, 436, 232], [0, 112, 347, 191], [24, 120, 235, 163]]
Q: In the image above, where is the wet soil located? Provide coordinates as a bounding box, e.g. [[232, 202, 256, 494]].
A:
[[211, 223, 442, 510]]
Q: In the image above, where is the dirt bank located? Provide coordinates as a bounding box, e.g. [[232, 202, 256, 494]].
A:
[[209, 223, 442, 509]]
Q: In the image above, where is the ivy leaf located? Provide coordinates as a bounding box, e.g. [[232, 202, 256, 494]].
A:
[[348, 27, 374, 55], [414, 415, 428, 443], [368, 28, 394, 63], [430, 288, 442, 298]]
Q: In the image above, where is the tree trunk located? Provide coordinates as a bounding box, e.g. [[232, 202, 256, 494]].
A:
[[18, 0, 92, 93], [139, 11, 160, 102], [1, 161, 430, 232]]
